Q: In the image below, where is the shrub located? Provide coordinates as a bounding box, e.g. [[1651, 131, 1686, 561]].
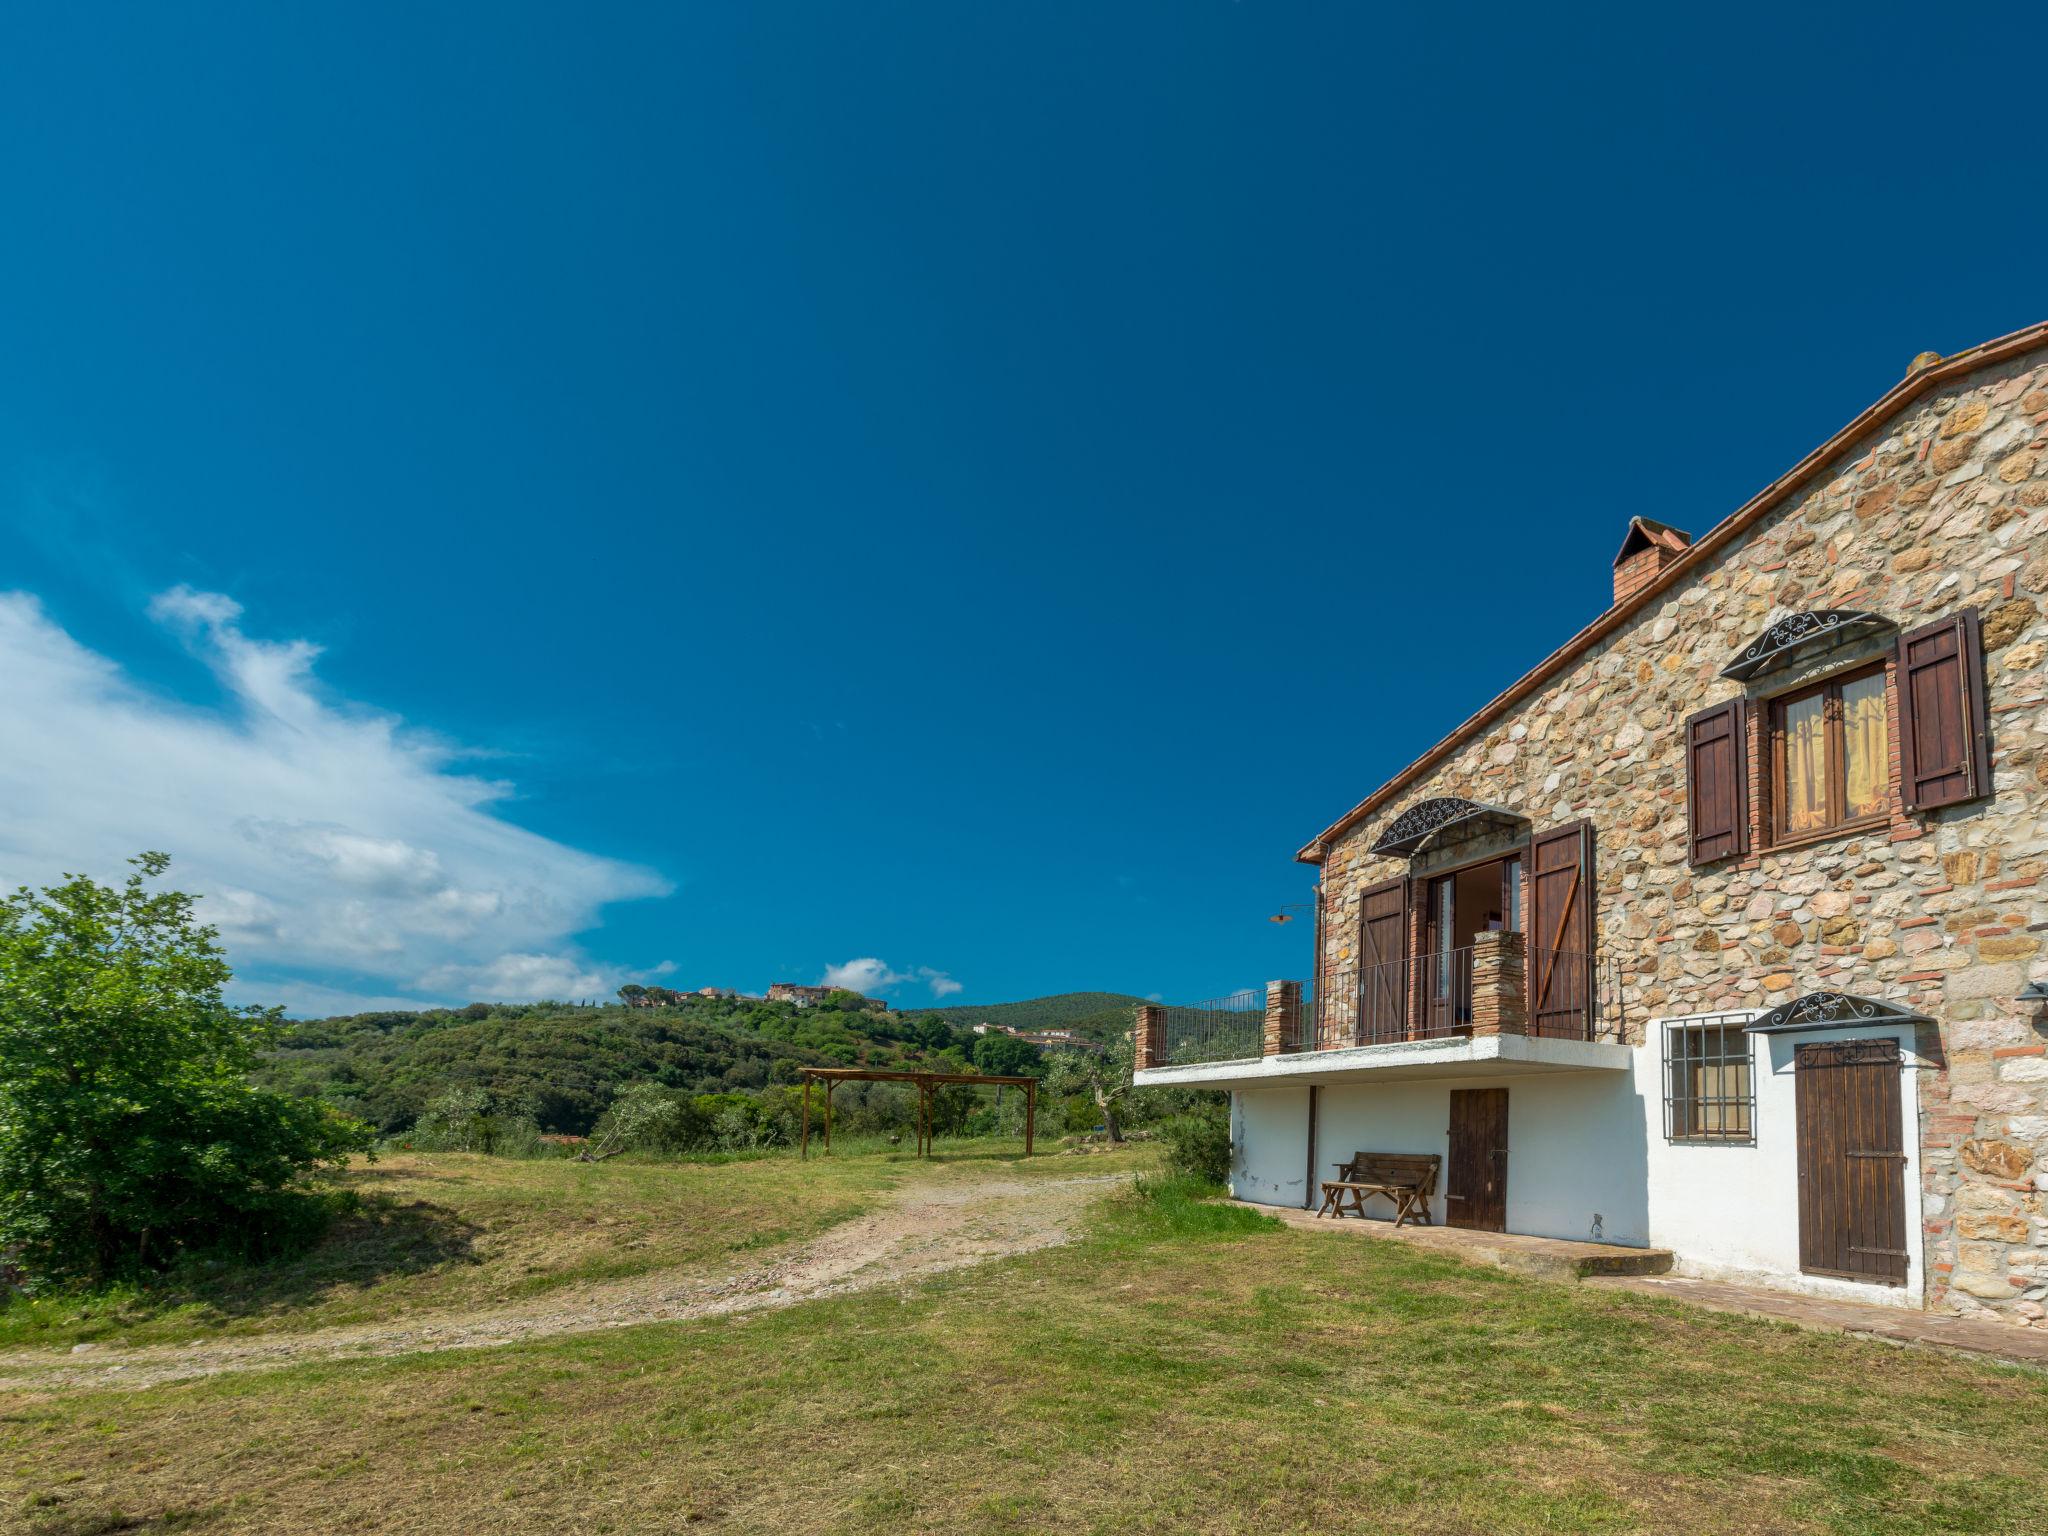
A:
[[1158, 1105, 1232, 1186], [0, 854, 376, 1283]]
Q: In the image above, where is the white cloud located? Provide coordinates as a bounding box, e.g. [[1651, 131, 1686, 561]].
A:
[[416, 952, 614, 1002], [821, 957, 963, 999], [0, 588, 670, 1013], [918, 966, 964, 999]]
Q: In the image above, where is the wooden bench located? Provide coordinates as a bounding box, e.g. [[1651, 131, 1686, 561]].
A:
[[1316, 1152, 1440, 1227]]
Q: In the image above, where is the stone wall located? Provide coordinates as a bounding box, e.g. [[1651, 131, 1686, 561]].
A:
[[1312, 344, 2048, 1325]]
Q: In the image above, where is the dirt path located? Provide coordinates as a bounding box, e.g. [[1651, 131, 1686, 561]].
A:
[[0, 1171, 1129, 1392]]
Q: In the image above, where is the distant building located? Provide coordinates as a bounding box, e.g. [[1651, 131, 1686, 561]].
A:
[[766, 982, 885, 1009], [971, 1020, 1098, 1051]]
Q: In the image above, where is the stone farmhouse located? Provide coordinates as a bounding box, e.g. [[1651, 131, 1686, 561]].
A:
[[1134, 320, 2048, 1328]]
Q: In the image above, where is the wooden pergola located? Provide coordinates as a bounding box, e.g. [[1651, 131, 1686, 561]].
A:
[[798, 1066, 1037, 1159]]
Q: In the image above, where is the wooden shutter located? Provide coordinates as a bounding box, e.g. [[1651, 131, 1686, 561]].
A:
[[1357, 878, 1407, 1045], [1527, 821, 1594, 1038], [1897, 608, 1991, 811], [1685, 699, 1749, 865]]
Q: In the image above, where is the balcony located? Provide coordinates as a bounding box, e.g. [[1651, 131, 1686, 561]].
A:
[[1135, 932, 1632, 1088]]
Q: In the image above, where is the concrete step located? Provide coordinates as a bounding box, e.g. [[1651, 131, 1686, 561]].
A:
[[1250, 1201, 1675, 1282]]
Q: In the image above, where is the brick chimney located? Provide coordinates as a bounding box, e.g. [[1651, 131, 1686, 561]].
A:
[[1611, 517, 1693, 607]]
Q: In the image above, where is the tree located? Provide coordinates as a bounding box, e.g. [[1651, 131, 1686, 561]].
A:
[[970, 1033, 1042, 1077], [410, 1085, 541, 1155], [1042, 1036, 1134, 1142], [0, 854, 374, 1283], [578, 1082, 680, 1162]]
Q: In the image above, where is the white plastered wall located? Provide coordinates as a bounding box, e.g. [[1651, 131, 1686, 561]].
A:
[[1230, 1087, 1311, 1208], [1640, 1011, 1928, 1309], [1226, 1017, 1929, 1308], [1308, 1073, 1653, 1243]]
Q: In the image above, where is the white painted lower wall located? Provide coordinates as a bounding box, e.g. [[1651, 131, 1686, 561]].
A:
[[1637, 1014, 1927, 1309], [1230, 1086, 1310, 1207], [1226, 1012, 1928, 1309], [1234, 1072, 1653, 1244]]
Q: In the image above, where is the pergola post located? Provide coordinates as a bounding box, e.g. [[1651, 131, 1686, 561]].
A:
[[796, 1067, 1037, 1162]]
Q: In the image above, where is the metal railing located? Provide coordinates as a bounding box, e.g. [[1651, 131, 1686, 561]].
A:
[[1310, 945, 1624, 1049], [1162, 988, 1266, 1065]]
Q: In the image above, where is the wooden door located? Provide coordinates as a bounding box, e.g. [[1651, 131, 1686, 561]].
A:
[[1527, 822, 1594, 1038], [1356, 878, 1407, 1045], [1446, 1088, 1508, 1232], [1795, 1038, 1907, 1286]]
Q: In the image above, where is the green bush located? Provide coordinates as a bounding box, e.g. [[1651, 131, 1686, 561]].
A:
[[0, 854, 376, 1283], [1158, 1105, 1232, 1185]]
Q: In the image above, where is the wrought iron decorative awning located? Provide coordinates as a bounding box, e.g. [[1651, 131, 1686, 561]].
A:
[[1370, 796, 1527, 857], [1720, 609, 1892, 683], [1744, 991, 1932, 1034]]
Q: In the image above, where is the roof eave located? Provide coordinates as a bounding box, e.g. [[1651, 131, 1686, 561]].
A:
[[1296, 318, 2048, 866]]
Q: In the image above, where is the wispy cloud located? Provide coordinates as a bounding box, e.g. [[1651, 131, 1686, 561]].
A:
[[0, 588, 670, 1012], [821, 957, 963, 1000], [919, 967, 964, 999]]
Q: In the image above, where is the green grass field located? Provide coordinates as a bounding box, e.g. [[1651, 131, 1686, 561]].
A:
[[4, 1149, 2046, 1535]]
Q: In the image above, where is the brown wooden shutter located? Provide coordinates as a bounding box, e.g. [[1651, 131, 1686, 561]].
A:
[[1527, 821, 1595, 1037], [1897, 607, 1991, 811], [1685, 699, 1749, 865], [1357, 878, 1407, 1045]]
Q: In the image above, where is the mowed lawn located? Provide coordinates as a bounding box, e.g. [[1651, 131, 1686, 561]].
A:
[[5, 1159, 2048, 1536]]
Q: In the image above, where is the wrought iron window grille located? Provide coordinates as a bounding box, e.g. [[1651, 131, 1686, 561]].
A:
[[1664, 1014, 1757, 1144]]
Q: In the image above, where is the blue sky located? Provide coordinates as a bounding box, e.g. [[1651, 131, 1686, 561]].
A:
[[3, 4, 2045, 1015]]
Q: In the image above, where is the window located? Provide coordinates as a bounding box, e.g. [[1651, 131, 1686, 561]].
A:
[[1768, 662, 1889, 843], [1664, 1018, 1755, 1143]]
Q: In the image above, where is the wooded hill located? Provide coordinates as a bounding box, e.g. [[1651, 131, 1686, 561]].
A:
[[256, 990, 1139, 1136], [908, 991, 1147, 1041]]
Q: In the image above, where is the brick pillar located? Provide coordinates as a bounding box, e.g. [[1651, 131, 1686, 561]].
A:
[[1133, 1004, 1166, 1071], [1469, 930, 1527, 1037], [1263, 980, 1302, 1055]]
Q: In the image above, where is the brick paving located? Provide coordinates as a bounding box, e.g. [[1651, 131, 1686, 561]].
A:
[[1589, 1272, 2048, 1370]]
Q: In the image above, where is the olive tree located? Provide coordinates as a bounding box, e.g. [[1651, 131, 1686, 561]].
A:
[[578, 1082, 681, 1161], [1042, 1035, 1134, 1143]]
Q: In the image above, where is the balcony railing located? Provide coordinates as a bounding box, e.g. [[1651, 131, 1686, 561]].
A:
[[1140, 938, 1621, 1074], [1162, 988, 1266, 1065], [1313, 940, 1624, 1048]]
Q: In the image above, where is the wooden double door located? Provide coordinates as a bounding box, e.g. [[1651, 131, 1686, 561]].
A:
[[1796, 1038, 1908, 1286], [1446, 1087, 1508, 1232]]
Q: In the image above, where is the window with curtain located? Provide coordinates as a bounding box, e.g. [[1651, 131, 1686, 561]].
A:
[[1664, 1018, 1755, 1142], [1768, 662, 1890, 844]]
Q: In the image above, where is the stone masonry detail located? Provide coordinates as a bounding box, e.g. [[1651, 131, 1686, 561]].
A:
[[1311, 346, 2048, 1327]]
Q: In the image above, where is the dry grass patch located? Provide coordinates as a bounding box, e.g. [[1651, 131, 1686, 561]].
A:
[[0, 1144, 943, 1350]]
